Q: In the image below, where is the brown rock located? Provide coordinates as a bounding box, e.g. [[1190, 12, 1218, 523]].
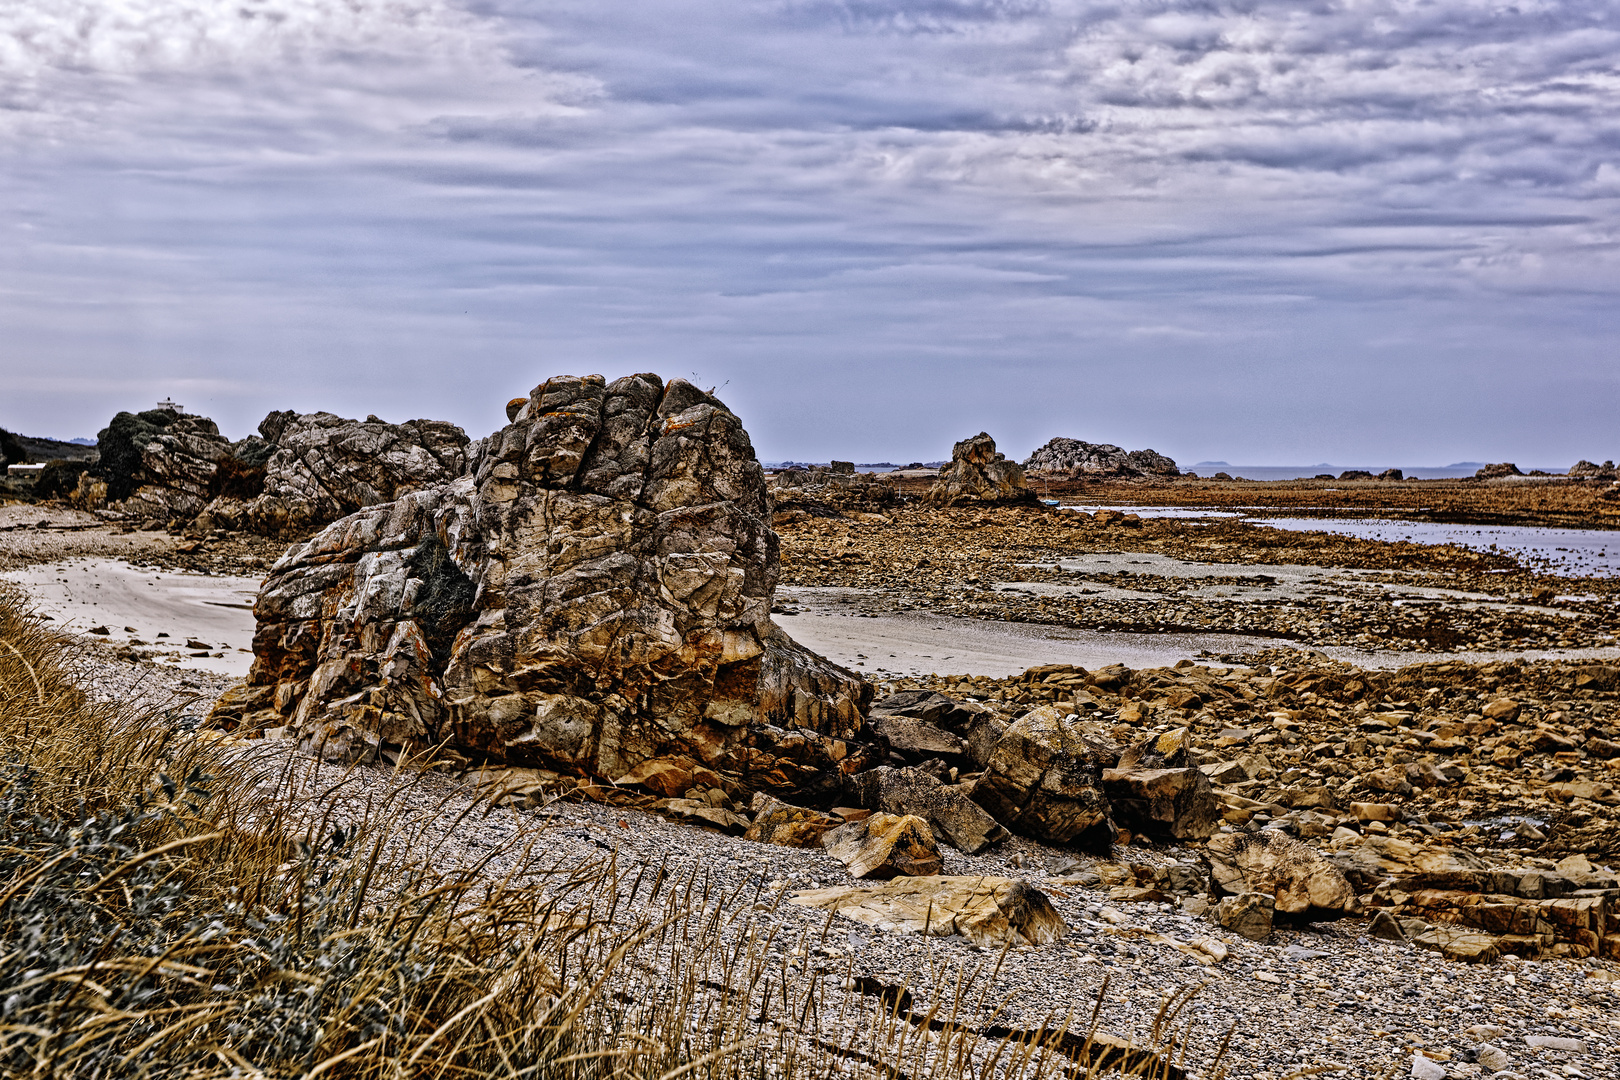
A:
[[1207, 830, 1357, 916], [972, 704, 1116, 850], [1101, 763, 1219, 840], [744, 793, 841, 848], [822, 812, 944, 878], [846, 766, 1008, 854], [217, 374, 874, 801], [927, 433, 1033, 505], [1482, 698, 1522, 722], [789, 876, 1068, 946], [1214, 892, 1274, 941]]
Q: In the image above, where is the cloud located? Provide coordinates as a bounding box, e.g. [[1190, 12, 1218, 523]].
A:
[[0, 1, 1617, 464]]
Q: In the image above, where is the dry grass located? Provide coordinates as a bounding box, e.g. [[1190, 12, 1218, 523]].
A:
[[0, 585, 1224, 1079]]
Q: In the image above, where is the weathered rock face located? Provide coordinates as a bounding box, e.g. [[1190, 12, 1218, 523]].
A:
[[94, 409, 239, 520], [240, 411, 471, 538], [1206, 830, 1356, 917], [927, 433, 1032, 504], [1022, 438, 1179, 479], [214, 374, 875, 799], [971, 704, 1115, 850], [1101, 728, 1220, 841]]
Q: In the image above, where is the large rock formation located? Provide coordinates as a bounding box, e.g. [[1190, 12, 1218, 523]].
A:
[[92, 408, 253, 520], [926, 433, 1032, 504], [1023, 438, 1179, 479], [234, 412, 471, 538], [211, 374, 875, 800]]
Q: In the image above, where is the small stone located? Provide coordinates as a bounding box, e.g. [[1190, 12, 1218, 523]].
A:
[[1410, 1052, 1447, 1080], [1476, 1045, 1510, 1071], [1522, 1036, 1584, 1053], [822, 812, 943, 879]]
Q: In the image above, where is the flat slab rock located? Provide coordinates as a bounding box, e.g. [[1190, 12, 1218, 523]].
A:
[[790, 875, 1069, 947]]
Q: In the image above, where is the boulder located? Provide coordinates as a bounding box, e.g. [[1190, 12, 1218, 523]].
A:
[[210, 374, 876, 800], [822, 812, 943, 878], [1101, 764, 1219, 840], [971, 704, 1115, 850], [744, 793, 841, 848], [241, 411, 471, 537], [868, 715, 965, 759], [846, 766, 1008, 854], [94, 408, 239, 520], [789, 876, 1068, 946], [1206, 830, 1356, 916], [927, 433, 1033, 505], [1022, 438, 1179, 479], [1214, 892, 1273, 941]]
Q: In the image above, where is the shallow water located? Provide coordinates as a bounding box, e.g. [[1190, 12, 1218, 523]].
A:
[[1071, 505, 1620, 577]]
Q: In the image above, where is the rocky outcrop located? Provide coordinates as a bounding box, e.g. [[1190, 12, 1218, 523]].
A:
[[1568, 460, 1616, 479], [1022, 438, 1179, 479], [237, 412, 471, 538], [210, 374, 876, 801], [971, 704, 1115, 850], [926, 433, 1032, 505], [1476, 462, 1523, 479], [790, 876, 1068, 946], [87, 408, 273, 521]]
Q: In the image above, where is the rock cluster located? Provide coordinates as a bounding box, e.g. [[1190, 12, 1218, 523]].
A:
[[90, 407, 264, 521], [1569, 459, 1617, 479], [926, 433, 1032, 505], [210, 374, 874, 802], [1023, 437, 1179, 479], [233, 412, 472, 538]]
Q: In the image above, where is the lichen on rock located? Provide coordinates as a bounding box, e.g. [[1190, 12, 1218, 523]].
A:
[[211, 374, 876, 801]]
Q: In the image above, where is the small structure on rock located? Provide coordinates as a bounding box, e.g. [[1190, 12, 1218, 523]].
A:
[[926, 433, 1033, 505], [209, 374, 876, 801]]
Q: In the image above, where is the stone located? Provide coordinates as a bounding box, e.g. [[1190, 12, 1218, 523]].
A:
[[1474, 1044, 1509, 1071], [1482, 698, 1522, 722], [1101, 763, 1219, 840], [1352, 802, 1401, 822], [92, 408, 244, 520], [240, 411, 471, 537], [926, 433, 1033, 505], [1206, 830, 1357, 916], [1409, 925, 1501, 963], [1022, 438, 1179, 479], [972, 704, 1116, 850], [1368, 910, 1408, 941], [1409, 1052, 1446, 1080], [822, 812, 943, 879], [868, 715, 966, 759], [211, 374, 875, 802], [789, 876, 1068, 946], [1214, 892, 1274, 941], [743, 793, 841, 848], [846, 766, 1008, 854], [1521, 1036, 1584, 1052]]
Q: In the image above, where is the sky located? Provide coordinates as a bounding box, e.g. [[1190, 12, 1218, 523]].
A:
[[1, 0, 1618, 468]]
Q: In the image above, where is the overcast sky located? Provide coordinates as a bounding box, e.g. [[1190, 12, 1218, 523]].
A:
[[2, 1, 1617, 467]]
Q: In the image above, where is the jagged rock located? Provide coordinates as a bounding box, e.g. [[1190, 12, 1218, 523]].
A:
[[1214, 892, 1273, 941], [822, 812, 943, 878], [846, 766, 1008, 854], [240, 411, 471, 537], [971, 704, 1115, 850], [1022, 438, 1179, 479], [1569, 459, 1617, 479], [1206, 831, 1356, 916], [790, 876, 1068, 946], [927, 433, 1032, 505], [1475, 462, 1523, 479], [210, 374, 876, 801], [94, 408, 238, 520], [744, 793, 841, 848]]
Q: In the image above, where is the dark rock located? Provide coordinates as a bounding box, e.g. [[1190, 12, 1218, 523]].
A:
[[847, 766, 1008, 854], [972, 705, 1115, 850]]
